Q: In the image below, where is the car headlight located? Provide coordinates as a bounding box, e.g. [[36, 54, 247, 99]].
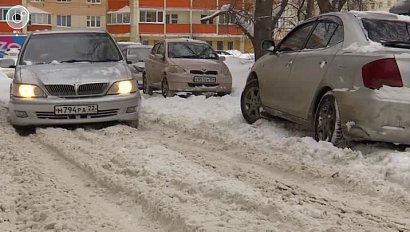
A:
[[11, 84, 46, 98], [168, 65, 186, 74], [107, 80, 136, 95], [221, 65, 231, 76]]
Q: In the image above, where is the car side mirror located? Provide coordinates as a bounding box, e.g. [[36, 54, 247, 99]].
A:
[[261, 40, 275, 52], [218, 56, 226, 61]]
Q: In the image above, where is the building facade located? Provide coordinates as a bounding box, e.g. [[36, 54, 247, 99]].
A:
[[107, 0, 252, 52]]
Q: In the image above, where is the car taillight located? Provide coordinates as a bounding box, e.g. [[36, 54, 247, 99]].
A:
[[362, 58, 403, 89]]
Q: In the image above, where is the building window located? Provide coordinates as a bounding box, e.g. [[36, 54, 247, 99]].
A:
[[201, 14, 213, 24], [227, 41, 234, 50], [87, 16, 101, 28], [219, 14, 235, 24], [30, 13, 51, 25], [108, 13, 130, 24], [140, 10, 163, 23], [87, 0, 101, 3], [57, 0, 71, 2], [217, 41, 224, 50], [165, 14, 178, 24], [57, 15, 71, 27], [0, 8, 9, 21]]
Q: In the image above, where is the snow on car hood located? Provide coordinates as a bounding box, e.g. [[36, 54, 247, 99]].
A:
[[17, 62, 130, 85], [169, 58, 223, 71]]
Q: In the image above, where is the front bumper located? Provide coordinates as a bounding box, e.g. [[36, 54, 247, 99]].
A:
[[336, 88, 410, 144], [8, 93, 141, 126], [167, 73, 232, 93]]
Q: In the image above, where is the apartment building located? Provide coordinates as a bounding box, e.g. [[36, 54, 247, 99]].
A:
[[0, 0, 24, 34], [107, 0, 253, 52]]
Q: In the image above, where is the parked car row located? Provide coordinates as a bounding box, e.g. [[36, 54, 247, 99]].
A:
[[6, 11, 410, 147]]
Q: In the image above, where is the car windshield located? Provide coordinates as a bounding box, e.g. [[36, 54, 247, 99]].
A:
[[361, 18, 410, 43], [127, 47, 151, 62], [168, 42, 218, 59], [20, 33, 123, 65]]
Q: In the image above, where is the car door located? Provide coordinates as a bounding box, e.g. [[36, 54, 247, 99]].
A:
[[260, 22, 316, 111], [150, 42, 166, 88], [145, 43, 159, 83], [281, 17, 344, 119]]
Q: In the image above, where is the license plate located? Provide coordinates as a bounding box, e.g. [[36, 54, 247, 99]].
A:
[[193, 76, 216, 83], [54, 105, 98, 115]]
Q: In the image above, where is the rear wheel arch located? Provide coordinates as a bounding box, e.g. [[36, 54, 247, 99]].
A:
[[246, 72, 258, 84]]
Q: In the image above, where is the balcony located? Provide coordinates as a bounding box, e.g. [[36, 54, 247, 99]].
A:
[[192, 24, 217, 34], [139, 23, 164, 34], [192, 0, 217, 9], [167, 0, 190, 8], [139, 0, 164, 8], [166, 24, 190, 34], [1, 0, 22, 4], [107, 25, 130, 34], [108, 0, 129, 10], [218, 25, 242, 35]]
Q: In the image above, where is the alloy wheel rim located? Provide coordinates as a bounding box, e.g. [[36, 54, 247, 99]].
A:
[[317, 98, 336, 141], [243, 86, 261, 119]]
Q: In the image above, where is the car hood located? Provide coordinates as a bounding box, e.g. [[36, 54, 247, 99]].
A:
[[169, 58, 223, 71], [17, 62, 130, 85]]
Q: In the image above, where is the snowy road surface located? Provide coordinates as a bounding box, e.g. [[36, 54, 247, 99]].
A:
[[0, 59, 409, 231]]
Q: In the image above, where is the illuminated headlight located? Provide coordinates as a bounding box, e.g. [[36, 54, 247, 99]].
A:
[[221, 65, 231, 76], [168, 65, 186, 74], [11, 84, 46, 98], [107, 80, 136, 95]]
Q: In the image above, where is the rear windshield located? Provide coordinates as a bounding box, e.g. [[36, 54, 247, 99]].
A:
[[20, 33, 122, 65], [127, 47, 151, 62], [168, 42, 218, 59], [361, 18, 410, 43]]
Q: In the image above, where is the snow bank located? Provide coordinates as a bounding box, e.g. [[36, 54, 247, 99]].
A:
[[0, 72, 11, 107]]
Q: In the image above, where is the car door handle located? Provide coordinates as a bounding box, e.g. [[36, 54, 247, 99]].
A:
[[285, 60, 293, 68], [319, 60, 327, 68]]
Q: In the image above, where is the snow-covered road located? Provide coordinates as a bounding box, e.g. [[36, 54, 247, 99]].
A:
[[1, 59, 409, 231]]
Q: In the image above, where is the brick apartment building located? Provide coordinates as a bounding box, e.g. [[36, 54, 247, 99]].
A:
[[0, 0, 253, 52]]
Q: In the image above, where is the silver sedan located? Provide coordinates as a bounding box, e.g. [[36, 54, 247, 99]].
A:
[[9, 31, 141, 134], [241, 11, 410, 146]]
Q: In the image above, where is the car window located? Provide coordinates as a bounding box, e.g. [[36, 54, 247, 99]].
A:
[[151, 43, 160, 54], [328, 24, 343, 46], [127, 47, 151, 62], [168, 42, 218, 59], [361, 18, 410, 43], [305, 21, 341, 49], [156, 43, 165, 55], [279, 22, 316, 52], [21, 33, 122, 65]]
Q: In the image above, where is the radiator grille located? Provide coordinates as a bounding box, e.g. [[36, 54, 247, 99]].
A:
[[44, 83, 108, 97], [190, 70, 218, 75], [44, 85, 75, 96]]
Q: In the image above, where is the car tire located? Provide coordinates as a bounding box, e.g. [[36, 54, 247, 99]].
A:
[[125, 118, 139, 129], [143, 74, 153, 95], [13, 126, 36, 136], [161, 77, 174, 98], [314, 91, 346, 147], [241, 79, 262, 124]]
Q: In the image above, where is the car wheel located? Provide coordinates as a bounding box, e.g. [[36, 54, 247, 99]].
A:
[[161, 77, 174, 98], [314, 91, 346, 147], [13, 126, 36, 136], [241, 80, 262, 124], [125, 118, 139, 129], [143, 74, 153, 95]]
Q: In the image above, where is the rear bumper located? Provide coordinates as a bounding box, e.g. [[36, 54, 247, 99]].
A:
[[167, 73, 232, 93], [336, 87, 410, 144], [8, 93, 141, 126]]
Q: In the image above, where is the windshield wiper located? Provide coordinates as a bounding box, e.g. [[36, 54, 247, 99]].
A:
[[60, 59, 94, 63], [381, 41, 410, 49]]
